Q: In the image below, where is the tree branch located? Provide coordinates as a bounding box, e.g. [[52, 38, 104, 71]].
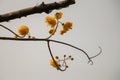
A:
[[0, 36, 102, 65], [0, 0, 75, 22]]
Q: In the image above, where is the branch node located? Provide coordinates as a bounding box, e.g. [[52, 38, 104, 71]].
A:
[[41, 2, 45, 6]]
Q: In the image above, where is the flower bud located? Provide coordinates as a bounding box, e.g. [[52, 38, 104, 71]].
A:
[[54, 12, 63, 20], [49, 29, 55, 35]]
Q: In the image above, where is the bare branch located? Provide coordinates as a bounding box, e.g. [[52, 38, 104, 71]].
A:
[[0, 0, 75, 22], [0, 36, 102, 65]]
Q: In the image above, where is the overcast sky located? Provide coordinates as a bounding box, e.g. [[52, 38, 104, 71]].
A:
[[0, 0, 120, 80]]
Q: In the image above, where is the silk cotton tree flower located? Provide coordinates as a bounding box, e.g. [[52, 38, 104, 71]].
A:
[[14, 25, 30, 38], [18, 25, 29, 36], [13, 25, 35, 39], [59, 21, 73, 35], [45, 16, 57, 28]]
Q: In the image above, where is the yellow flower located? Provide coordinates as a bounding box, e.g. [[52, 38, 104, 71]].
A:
[[18, 25, 29, 36], [45, 16, 57, 28], [54, 12, 63, 20], [59, 29, 66, 35], [62, 22, 73, 31], [50, 58, 59, 69], [49, 29, 55, 35]]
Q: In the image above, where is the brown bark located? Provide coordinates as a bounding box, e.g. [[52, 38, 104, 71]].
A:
[[0, 0, 75, 22]]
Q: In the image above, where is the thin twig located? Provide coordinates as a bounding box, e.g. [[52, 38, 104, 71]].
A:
[[90, 46, 102, 59], [46, 20, 59, 39], [0, 24, 23, 38]]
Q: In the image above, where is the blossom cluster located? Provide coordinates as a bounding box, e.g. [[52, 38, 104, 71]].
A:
[[45, 12, 73, 35], [14, 12, 73, 39]]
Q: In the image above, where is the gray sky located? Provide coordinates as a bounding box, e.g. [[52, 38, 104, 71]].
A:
[[0, 0, 120, 80]]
